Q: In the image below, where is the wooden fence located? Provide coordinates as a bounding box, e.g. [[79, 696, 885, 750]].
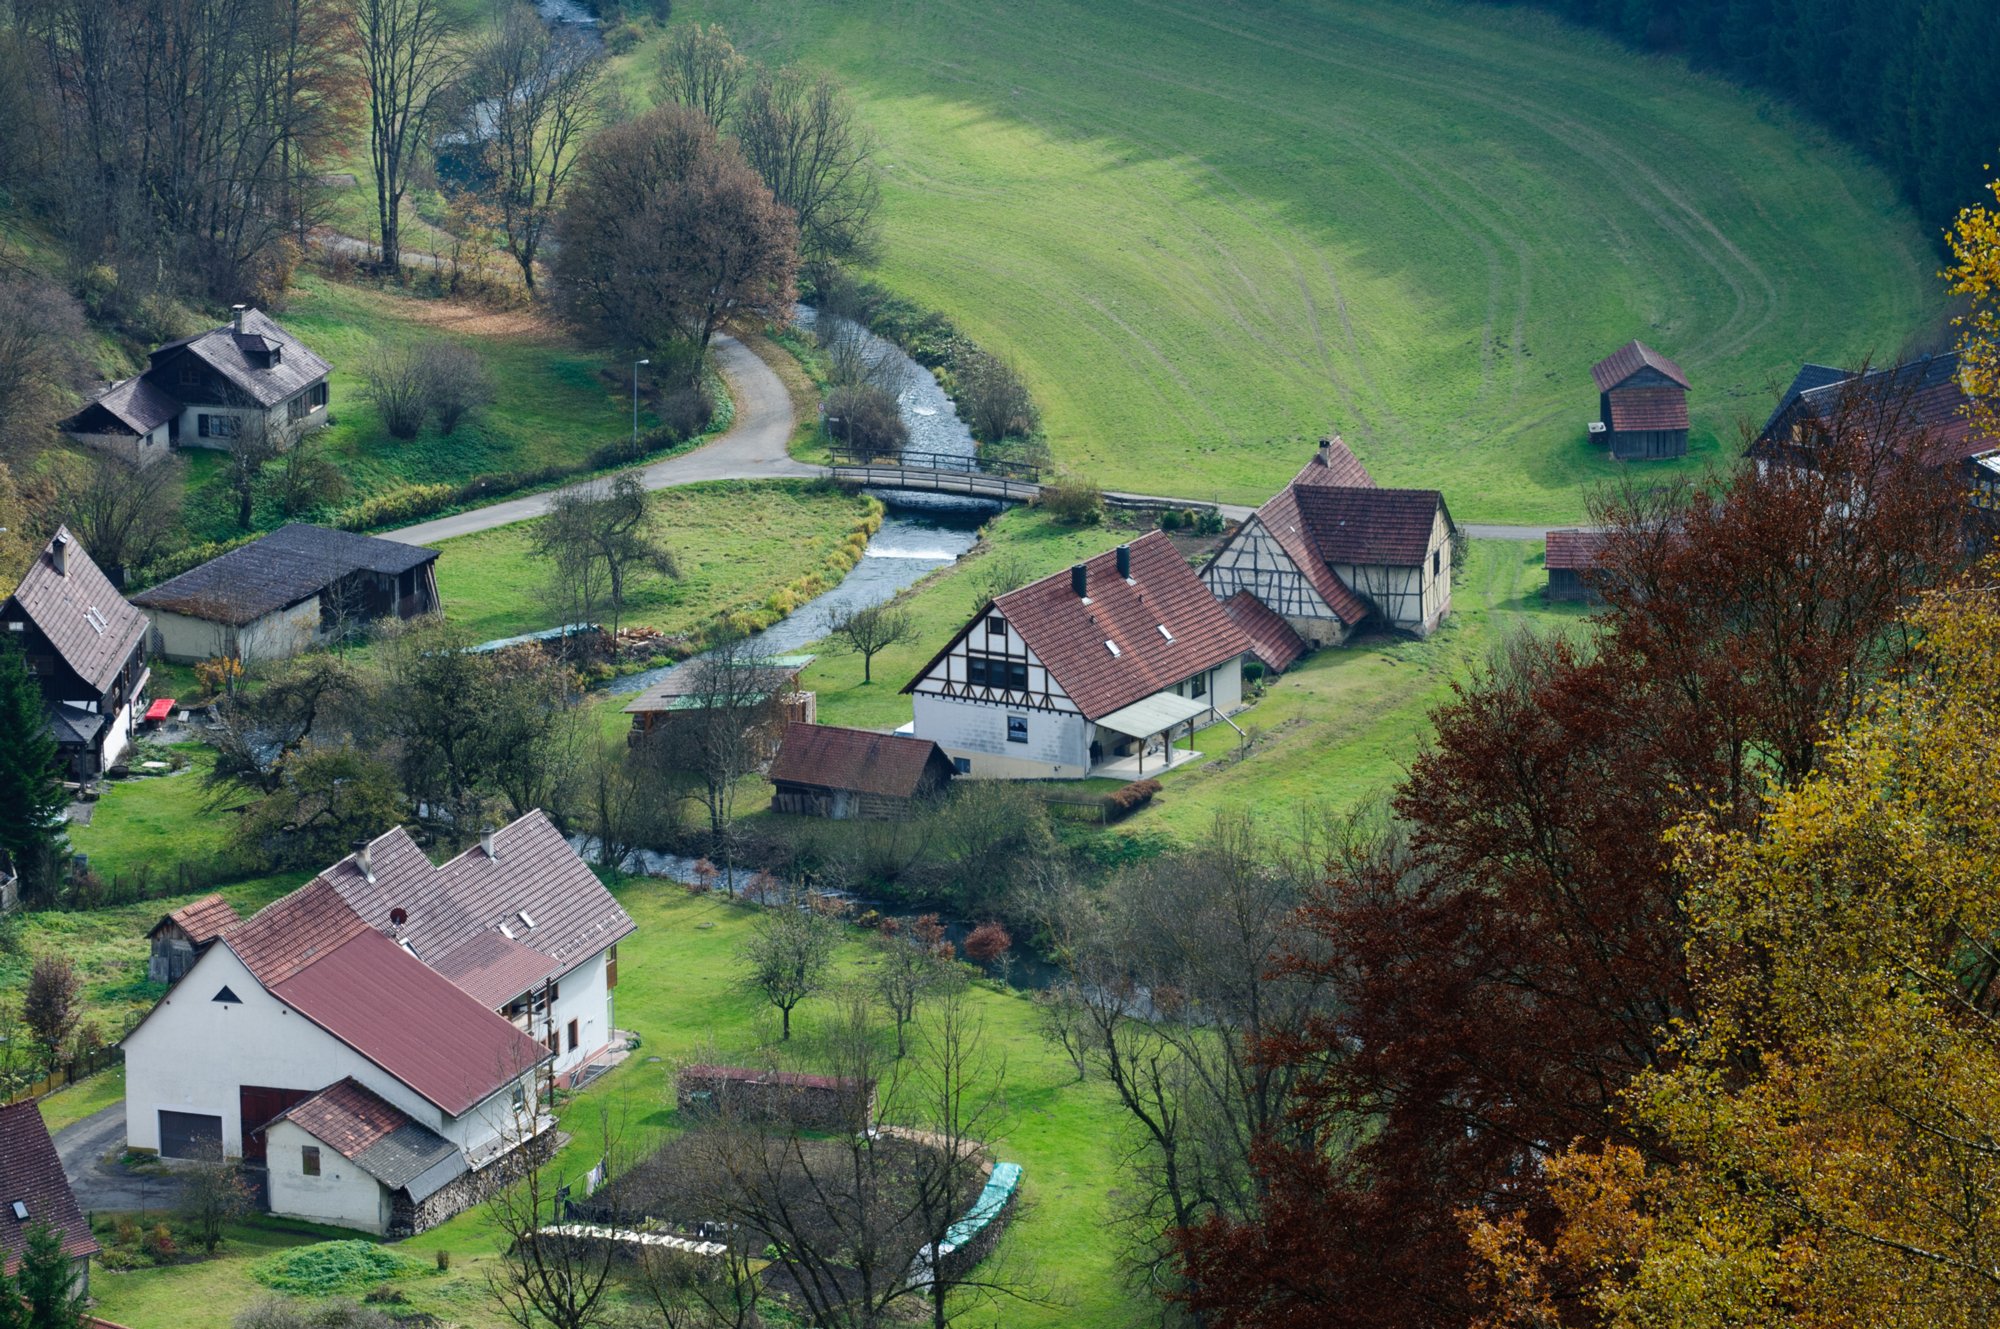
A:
[[3, 1046, 122, 1107]]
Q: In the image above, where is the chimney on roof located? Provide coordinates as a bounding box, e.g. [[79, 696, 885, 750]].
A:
[[481, 827, 499, 861], [232, 304, 246, 333], [49, 532, 68, 576], [1116, 544, 1131, 580], [1071, 563, 1088, 600], [352, 838, 374, 883], [1317, 435, 1336, 464]]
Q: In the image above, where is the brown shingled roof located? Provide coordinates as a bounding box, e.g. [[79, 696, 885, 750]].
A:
[[967, 532, 1252, 721], [1544, 529, 1610, 572], [0, 1102, 99, 1275], [1607, 387, 1691, 432], [7, 527, 148, 694], [153, 308, 331, 408], [1294, 486, 1450, 567], [1254, 487, 1371, 624], [278, 1078, 413, 1160], [1591, 339, 1689, 392], [1289, 436, 1376, 489], [1221, 592, 1308, 673], [768, 723, 952, 800], [152, 894, 241, 946], [1752, 353, 1987, 466]]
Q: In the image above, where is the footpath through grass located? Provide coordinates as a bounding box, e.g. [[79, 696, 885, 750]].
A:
[[89, 889, 1143, 1329], [655, 0, 1939, 521]]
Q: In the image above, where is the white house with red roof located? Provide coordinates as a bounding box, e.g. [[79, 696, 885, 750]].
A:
[[121, 811, 633, 1234], [903, 530, 1253, 779], [1201, 438, 1455, 649]]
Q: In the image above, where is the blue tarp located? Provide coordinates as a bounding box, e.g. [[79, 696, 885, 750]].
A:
[[467, 623, 600, 653], [942, 1161, 1021, 1253]]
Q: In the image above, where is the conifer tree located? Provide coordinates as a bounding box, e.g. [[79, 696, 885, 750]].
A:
[[0, 645, 66, 890]]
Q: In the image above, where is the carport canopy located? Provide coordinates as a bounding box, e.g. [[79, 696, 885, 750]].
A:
[[1095, 690, 1210, 739]]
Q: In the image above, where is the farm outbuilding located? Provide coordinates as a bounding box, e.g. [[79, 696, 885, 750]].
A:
[[147, 893, 241, 983], [767, 722, 955, 819], [1592, 340, 1690, 461], [131, 524, 440, 663], [1544, 529, 1611, 603]]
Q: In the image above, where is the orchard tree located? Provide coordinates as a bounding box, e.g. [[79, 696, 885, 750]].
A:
[[552, 104, 798, 354], [738, 889, 837, 1040], [22, 954, 81, 1074], [831, 603, 914, 684]]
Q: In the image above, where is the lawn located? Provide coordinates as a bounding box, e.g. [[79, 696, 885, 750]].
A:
[[89, 889, 1144, 1329], [650, 0, 1941, 521], [66, 746, 244, 887], [433, 480, 880, 643], [180, 274, 712, 542]]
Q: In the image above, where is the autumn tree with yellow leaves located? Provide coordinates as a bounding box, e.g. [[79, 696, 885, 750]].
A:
[[1947, 175, 2000, 436], [1469, 577, 2000, 1328]]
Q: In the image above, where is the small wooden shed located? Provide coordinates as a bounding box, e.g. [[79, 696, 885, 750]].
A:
[[1544, 529, 1611, 603], [768, 723, 956, 820], [1592, 340, 1690, 461], [146, 893, 240, 983]]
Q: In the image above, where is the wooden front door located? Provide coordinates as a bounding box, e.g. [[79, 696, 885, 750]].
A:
[[239, 1086, 313, 1164]]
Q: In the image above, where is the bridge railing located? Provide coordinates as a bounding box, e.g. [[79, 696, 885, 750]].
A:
[[825, 447, 1042, 481], [828, 464, 1042, 503]]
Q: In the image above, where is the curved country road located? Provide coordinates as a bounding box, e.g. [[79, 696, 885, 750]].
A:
[[385, 335, 1563, 547]]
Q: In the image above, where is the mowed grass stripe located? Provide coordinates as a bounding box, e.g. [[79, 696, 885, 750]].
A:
[[662, 0, 1936, 520]]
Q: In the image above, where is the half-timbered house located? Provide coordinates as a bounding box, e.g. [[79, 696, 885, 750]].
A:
[[1592, 340, 1690, 460], [1201, 438, 1455, 648], [904, 531, 1252, 779]]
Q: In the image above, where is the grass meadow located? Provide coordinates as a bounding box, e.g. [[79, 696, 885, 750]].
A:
[[651, 0, 1942, 521]]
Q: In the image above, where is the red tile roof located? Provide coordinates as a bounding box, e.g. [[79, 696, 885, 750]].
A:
[[768, 723, 952, 800], [224, 878, 550, 1116], [7, 527, 148, 695], [972, 532, 1252, 721], [1752, 353, 1988, 465], [1544, 529, 1610, 572], [1591, 340, 1690, 392], [277, 1078, 413, 1161], [325, 812, 634, 985], [1607, 387, 1691, 432], [1221, 593, 1308, 673], [0, 1102, 99, 1275], [1255, 486, 1371, 624], [1293, 486, 1450, 567], [430, 930, 561, 1009], [152, 894, 240, 946], [1289, 436, 1376, 489]]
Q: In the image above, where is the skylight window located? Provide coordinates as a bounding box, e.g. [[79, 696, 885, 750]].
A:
[[84, 607, 107, 634], [1105, 640, 1121, 657], [518, 910, 536, 930], [1157, 624, 1175, 643], [499, 923, 515, 940], [11, 1202, 28, 1221]]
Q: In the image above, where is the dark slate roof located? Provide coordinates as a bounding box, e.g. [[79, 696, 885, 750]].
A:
[[132, 524, 436, 626], [1544, 529, 1610, 572], [1289, 436, 1376, 489], [1760, 363, 1853, 436], [71, 375, 181, 435], [1753, 354, 1986, 464], [151, 894, 241, 945], [1591, 340, 1690, 392], [223, 878, 551, 1116], [0, 1102, 100, 1275], [325, 811, 635, 987], [1294, 486, 1451, 567], [1607, 386, 1691, 432], [8, 527, 148, 694], [45, 701, 104, 748], [152, 309, 331, 407], [277, 1079, 460, 1191], [768, 723, 952, 800], [917, 531, 1251, 722], [1221, 592, 1307, 673]]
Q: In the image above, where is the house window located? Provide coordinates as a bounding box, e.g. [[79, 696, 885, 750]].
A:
[[986, 615, 1006, 636], [967, 655, 1029, 690], [1432, 549, 1442, 577], [606, 944, 618, 991], [546, 1030, 559, 1056], [311, 382, 328, 408], [198, 414, 239, 439], [301, 1146, 320, 1177], [1191, 672, 1207, 699], [1007, 715, 1028, 744], [178, 362, 200, 386], [288, 394, 308, 422], [567, 1019, 579, 1052], [952, 757, 971, 774], [511, 1083, 528, 1113]]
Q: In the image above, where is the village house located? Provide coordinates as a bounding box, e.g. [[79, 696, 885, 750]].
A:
[[1544, 528, 1612, 603], [767, 722, 956, 819], [60, 306, 331, 465], [1201, 438, 1456, 650], [147, 894, 241, 984], [1591, 339, 1691, 460], [905, 531, 1253, 779], [0, 1102, 99, 1298], [622, 653, 816, 749], [131, 524, 440, 664], [1, 527, 150, 779], [122, 811, 633, 1235], [1749, 353, 1992, 483]]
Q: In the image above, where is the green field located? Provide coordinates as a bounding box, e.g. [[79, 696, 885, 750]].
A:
[[434, 480, 878, 643], [655, 0, 1940, 521], [87, 889, 1141, 1329]]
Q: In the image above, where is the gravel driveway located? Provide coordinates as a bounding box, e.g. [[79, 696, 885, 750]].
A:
[[55, 1103, 187, 1214]]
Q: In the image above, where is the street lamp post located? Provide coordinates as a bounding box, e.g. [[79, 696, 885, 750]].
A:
[[632, 357, 651, 447]]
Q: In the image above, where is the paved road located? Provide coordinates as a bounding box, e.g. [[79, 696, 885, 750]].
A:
[[55, 1103, 186, 1213], [386, 335, 815, 547]]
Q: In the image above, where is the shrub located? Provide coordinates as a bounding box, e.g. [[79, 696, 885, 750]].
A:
[[134, 533, 260, 589], [1035, 476, 1103, 525], [141, 1223, 176, 1259], [1102, 778, 1162, 820], [335, 482, 456, 531], [964, 921, 1012, 967], [251, 1241, 428, 1297], [359, 347, 427, 439], [1159, 508, 1182, 531], [234, 1298, 403, 1329], [416, 342, 497, 436], [1193, 508, 1226, 536], [825, 383, 907, 459], [951, 345, 1039, 442]]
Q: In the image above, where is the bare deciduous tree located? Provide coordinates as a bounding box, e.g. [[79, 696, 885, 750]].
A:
[[874, 914, 957, 1057], [832, 603, 916, 684], [222, 408, 295, 530], [0, 272, 90, 452], [739, 886, 839, 1040], [353, 0, 463, 277], [417, 341, 497, 435], [50, 453, 185, 584], [179, 1146, 253, 1253], [486, 1103, 624, 1329], [472, 6, 612, 292], [22, 953, 80, 1074], [263, 432, 345, 519], [361, 345, 428, 439], [653, 23, 747, 129], [533, 474, 680, 638], [736, 65, 881, 279], [660, 626, 792, 880]]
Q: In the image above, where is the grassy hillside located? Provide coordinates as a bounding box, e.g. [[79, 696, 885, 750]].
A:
[[655, 0, 1941, 521]]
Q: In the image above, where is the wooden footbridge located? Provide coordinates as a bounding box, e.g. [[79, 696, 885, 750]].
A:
[[827, 450, 1043, 503]]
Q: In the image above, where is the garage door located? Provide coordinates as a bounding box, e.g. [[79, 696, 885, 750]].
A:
[[159, 1110, 223, 1160]]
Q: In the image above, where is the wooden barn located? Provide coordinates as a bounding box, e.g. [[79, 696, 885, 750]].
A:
[[1544, 529, 1611, 603], [767, 723, 955, 820], [623, 654, 815, 751], [146, 894, 240, 983], [1592, 340, 1690, 461]]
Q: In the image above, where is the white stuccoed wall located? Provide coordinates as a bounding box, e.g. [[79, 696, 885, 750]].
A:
[[264, 1120, 393, 1232], [912, 693, 1092, 779]]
